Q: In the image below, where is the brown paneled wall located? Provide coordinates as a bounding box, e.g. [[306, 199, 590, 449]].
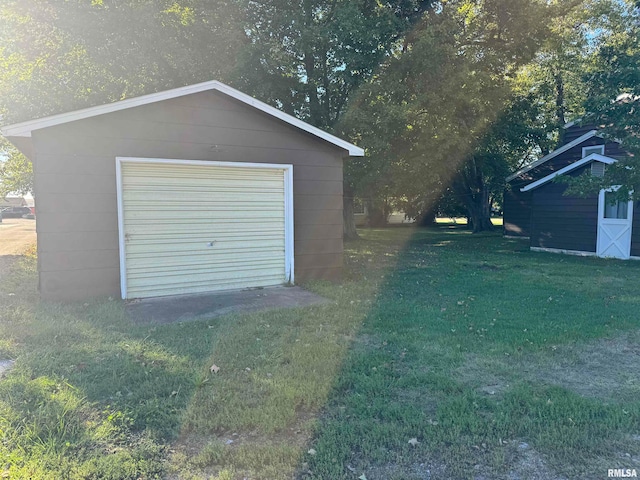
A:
[[31, 91, 346, 300]]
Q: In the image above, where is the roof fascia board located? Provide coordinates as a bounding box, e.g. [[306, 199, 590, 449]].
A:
[[520, 153, 616, 192], [1, 80, 365, 157], [506, 130, 598, 182]]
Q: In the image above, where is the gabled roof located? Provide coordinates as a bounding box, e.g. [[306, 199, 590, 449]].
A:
[[506, 130, 598, 182], [520, 153, 615, 192], [0, 80, 365, 157]]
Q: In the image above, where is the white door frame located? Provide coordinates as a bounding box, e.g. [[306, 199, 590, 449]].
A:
[[596, 187, 633, 259], [115, 157, 294, 299]]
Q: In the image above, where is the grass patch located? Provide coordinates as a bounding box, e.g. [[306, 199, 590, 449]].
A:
[[1, 227, 640, 479]]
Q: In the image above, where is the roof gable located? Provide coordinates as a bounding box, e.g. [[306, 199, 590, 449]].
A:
[[520, 153, 616, 192], [506, 130, 598, 182], [0, 80, 364, 157]]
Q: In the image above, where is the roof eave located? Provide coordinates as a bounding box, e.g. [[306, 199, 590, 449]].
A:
[[520, 153, 616, 192], [506, 130, 598, 182], [0, 80, 365, 157]]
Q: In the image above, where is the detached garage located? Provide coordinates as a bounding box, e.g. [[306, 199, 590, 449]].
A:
[[1, 80, 364, 300]]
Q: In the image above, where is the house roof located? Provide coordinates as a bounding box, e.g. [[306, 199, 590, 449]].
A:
[[0, 196, 27, 207], [506, 130, 598, 182], [0, 80, 365, 157], [520, 153, 616, 192]]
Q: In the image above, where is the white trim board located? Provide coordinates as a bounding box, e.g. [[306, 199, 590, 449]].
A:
[[520, 153, 616, 192], [531, 247, 640, 260], [506, 130, 598, 182], [530, 247, 596, 257], [1, 80, 364, 157], [115, 156, 294, 300]]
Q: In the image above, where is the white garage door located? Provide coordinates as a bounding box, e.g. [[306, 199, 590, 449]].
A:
[[116, 158, 293, 299]]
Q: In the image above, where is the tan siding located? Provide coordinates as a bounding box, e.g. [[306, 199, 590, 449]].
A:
[[36, 173, 115, 195], [40, 268, 120, 300], [31, 90, 345, 300], [35, 193, 117, 213], [40, 249, 119, 272], [35, 154, 117, 175], [294, 165, 343, 181], [292, 195, 343, 211], [296, 253, 343, 270], [38, 231, 119, 253], [36, 212, 118, 233], [35, 136, 339, 164], [295, 238, 343, 255], [297, 266, 342, 282], [294, 209, 342, 226], [294, 180, 342, 196]]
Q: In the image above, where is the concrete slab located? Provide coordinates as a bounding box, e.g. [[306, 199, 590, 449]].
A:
[[126, 286, 330, 325]]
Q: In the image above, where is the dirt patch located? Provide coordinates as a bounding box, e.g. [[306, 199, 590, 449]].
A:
[[458, 331, 640, 403], [349, 442, 566, 480], [0, 218, 36, 256]]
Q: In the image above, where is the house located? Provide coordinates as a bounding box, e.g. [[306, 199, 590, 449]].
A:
[[1, 80, 364, 300], [352, 198, 415, 227], [0, 196, 27, 209], [504, 123, 637, 259]]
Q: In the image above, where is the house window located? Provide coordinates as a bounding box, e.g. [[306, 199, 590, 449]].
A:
[[591, 162, 606, 177], [604, 191, 628, 219], [353, 198, 366, 215], [582, 145, 605, 158]]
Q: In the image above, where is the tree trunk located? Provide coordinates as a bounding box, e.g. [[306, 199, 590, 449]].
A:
[[366, 198, 387, 227], [464, 182, 494, 233], [343, 184, 359, 240], [454, 168, 494, 233], [417, 206, 437, 226]]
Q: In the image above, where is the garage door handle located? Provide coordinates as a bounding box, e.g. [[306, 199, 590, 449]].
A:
[[207, 241, 216, 247]]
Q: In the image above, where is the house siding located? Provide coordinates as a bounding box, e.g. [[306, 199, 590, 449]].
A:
[[503, 186, 531, 237], [530, 166, 598, 253], [30, 90, 345, 300], [505, 134, 626, 238]]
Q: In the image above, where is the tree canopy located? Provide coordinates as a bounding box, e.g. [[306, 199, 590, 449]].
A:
[[0, 0, 638, 230]]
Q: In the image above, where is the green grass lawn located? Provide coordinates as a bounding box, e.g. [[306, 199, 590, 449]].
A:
[[1, 228, 640, 479]]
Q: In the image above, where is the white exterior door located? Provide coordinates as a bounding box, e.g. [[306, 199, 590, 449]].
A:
[[597, 189, 633, 259], [116, 158, 294, 299]]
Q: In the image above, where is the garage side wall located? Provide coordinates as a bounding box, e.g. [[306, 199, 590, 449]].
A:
[[530, 166, 598, 253], [31, 91, 344, 300]]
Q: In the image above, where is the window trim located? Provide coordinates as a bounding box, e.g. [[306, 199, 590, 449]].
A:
[[582, 145, 605, 158]]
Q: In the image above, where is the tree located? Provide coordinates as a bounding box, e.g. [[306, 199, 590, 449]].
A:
[[340, 0, 557, 232], [0, 139, 32, 198], [560, 1, 640, 200], [229, 0, 436, 237]]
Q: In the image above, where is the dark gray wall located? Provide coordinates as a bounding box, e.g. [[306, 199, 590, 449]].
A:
[[28, 90, 347, 300], [503, 186, 531, 237], [530, 166, 598, 252]]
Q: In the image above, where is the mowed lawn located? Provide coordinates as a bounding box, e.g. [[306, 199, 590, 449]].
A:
[[1, 228, 640, 479]]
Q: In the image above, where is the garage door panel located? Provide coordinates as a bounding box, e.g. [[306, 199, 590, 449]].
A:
[[125, 239, 286, 255], [128, 268, 284, 291], [129, 274, 284, 297], [120, 160, 290, 299], [127, 249, 285, 267], [128, 262, 285, 282]]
